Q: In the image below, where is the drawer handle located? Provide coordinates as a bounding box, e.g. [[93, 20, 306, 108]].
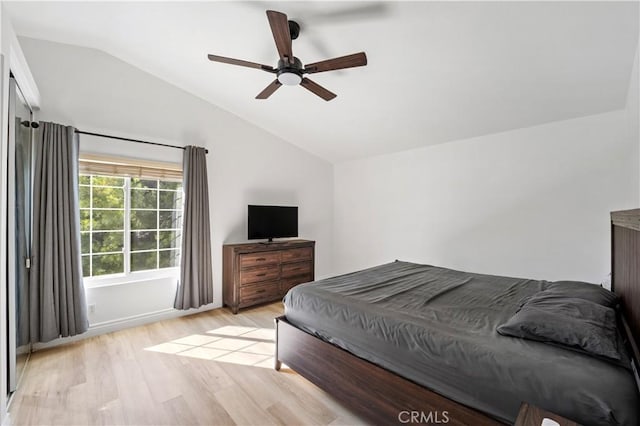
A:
[[256, 289, 266, 294], [255, 258, 266, 261], [256, 273, 267, 277]]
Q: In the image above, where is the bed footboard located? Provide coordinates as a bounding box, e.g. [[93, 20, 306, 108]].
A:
[[274, 316, 504, 426]]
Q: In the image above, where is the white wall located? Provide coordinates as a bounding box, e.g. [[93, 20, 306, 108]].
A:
[[334, 109, 638, 284], [19, 37, 334, 332], [630, 40, 640, 197]]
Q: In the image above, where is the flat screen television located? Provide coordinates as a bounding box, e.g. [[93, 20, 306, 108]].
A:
[[248, 205, 298, 242]]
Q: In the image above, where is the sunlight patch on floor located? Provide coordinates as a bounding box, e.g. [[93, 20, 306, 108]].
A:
[[171, 334, 220, 346], [178, 347, 229, 360], [144, 326, 276, 368], [204, 337, 254, 351], [206, 325, 257, 336], [145, 342, 192, 354]]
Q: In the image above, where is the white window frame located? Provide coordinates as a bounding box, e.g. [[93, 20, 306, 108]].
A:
[[81, 174, 182, 288]]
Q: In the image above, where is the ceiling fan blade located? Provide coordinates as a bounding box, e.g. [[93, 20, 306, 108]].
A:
[[256, 80, 282, 99], [208, 54, 275, 72], [304, 52, 367, 74], [300, 78, 336, 101], [266, 10, 294, 64]]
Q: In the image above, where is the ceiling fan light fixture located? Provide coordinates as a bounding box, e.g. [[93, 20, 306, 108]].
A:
[[277, 72, 302, 86]]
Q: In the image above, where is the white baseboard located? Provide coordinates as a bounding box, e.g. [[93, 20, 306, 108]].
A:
[[15, 345, 30, 356], [31, 302, 222, 352]]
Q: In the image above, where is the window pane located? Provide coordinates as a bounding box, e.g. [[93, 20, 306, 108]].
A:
[[92, 253, 124, 276], [131, 178, 158, 189], [131, 251, 158, 272], [159, 210, 182, 229], [92, 210, 124, 231], [80, 210, 90, 232], [159, 250, 180, 268], [159, 230, 180, 249], [159, 181, 182, 191], [92, 231, 124, 253], [92, 176, 124, 187], [131, 189, 157, 209], [159, 191, 182, 210], [80, 232, 90, 254], [77, 174, 184, 278], [82, 255, 90, 277], [131, 231, 157, 251], [131, 210, 158, 230], [92, 187, 124, 209], [79, 186, 90, 208]]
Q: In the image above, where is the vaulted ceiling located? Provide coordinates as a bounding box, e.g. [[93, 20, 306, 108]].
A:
[[5, 1, 639, 162]]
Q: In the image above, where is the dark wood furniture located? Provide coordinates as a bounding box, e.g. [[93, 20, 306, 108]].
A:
[[275, 315, 500, 425], [612, 208, 640, 365], [223, 239, 314, 314], [514, 403, 578, 426], [274, 210, 640, 426]]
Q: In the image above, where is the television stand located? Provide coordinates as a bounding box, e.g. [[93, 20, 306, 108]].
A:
[[222, 239, 315, 314]]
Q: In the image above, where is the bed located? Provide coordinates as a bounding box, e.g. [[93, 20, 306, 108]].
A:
[[274, 209, 640, 426]]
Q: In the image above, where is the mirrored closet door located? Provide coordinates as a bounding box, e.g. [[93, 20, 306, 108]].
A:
[[8, 76, 34, 395]]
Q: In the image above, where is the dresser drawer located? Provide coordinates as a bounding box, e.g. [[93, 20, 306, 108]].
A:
[[240, 281, 280, 303], [280, 274, 313, 294], [281, 261, 312, 278], [240, 265, 280, 285], [281, 247, 312, 262], [239, 251, 281, 268]]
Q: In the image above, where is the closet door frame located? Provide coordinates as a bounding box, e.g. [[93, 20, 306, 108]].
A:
[[6, 76, 33, 396]]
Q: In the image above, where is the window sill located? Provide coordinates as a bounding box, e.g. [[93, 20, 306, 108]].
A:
[[83, 268, 179, 289]]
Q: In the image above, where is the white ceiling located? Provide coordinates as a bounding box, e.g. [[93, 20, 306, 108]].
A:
[[5, 1, 639, 163]]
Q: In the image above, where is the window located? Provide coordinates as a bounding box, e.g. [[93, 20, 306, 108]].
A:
[[79, 174, 183, 278]]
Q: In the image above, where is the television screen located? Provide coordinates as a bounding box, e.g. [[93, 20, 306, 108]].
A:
[[248, 205, 298, 242]]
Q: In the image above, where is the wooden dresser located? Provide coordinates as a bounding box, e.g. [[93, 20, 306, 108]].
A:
[[222, 240, 315, 314]]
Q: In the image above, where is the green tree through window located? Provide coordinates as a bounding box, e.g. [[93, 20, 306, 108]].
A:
[[79, 174, 183, 278]]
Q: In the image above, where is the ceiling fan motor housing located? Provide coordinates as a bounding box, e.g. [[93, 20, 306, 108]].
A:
[[288, 20, 300, 40], [277, 57, 304, 85], [277, 57, 303, 74]]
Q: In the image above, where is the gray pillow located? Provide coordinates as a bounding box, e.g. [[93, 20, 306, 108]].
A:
[[497, 293, 621, 361], [544, 281, 619, 308]]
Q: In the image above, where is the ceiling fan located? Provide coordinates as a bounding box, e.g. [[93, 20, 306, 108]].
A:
[[207, 10, 368, 101]]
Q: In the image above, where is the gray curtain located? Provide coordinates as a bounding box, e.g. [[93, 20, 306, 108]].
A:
[[30, 122, 88, 343], [15, 115, 32, 346], [174, 146, 213, 309]]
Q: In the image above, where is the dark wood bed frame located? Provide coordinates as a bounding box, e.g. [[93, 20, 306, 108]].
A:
[[274, 209, 640, 425]]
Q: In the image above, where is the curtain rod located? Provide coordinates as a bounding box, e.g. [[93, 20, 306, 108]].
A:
[[75, 130, 209, 154]]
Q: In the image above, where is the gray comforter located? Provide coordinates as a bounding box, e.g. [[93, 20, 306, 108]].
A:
[[283, 261, 639, 425]]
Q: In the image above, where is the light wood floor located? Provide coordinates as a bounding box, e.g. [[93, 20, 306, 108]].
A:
[[7, 303, 368, 426]]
